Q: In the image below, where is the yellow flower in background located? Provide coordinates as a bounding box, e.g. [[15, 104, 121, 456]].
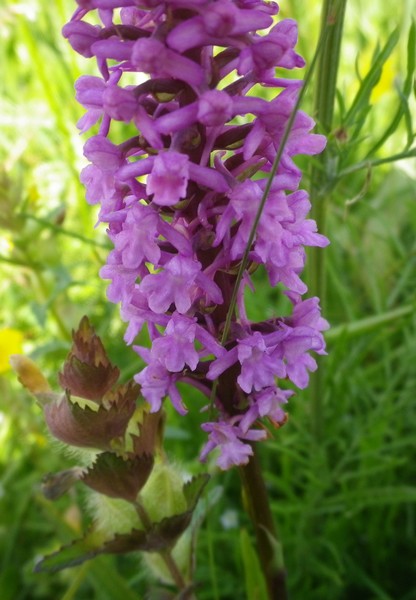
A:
[[0, 328, 24, 373]]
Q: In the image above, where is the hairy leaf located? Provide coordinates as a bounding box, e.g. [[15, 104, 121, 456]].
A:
[[81, 452, 154, 502]]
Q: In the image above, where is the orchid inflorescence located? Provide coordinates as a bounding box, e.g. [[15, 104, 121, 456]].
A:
[[63, 0, 329, 470]]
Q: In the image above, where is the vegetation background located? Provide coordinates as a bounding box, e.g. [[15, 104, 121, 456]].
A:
[[0, 0, 415, 598]]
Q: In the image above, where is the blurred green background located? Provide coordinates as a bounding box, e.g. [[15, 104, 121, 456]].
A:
[[0, 0, 415, 598]]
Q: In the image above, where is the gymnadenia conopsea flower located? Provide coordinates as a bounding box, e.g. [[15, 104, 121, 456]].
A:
[[63, 0, 329, 470]]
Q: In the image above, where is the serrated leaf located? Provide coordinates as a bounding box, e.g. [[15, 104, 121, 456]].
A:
[[101, 529, 149, 554], [183, 474, 210, 511], [59, 316, 120, 401], [60, 354, 120, 401], [44, 391, 136, 450], [93, 525, 178, 555], [81, 452, 154, 502], [150, 511, 193, 550], [34, 528, 106, 573], [148, 474, 210, 551], [105, 475, 210, 553], [128, 408, 165, 457], [107, 474, 210, 554], [36, 475, 210, 571]]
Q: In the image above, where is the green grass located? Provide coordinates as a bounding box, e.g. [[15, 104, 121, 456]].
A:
[[0, 0, 415, 598]]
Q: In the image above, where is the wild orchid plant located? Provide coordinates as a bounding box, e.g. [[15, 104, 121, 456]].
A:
[[64, 0, 329, 467], [13, 1, 330, 597]]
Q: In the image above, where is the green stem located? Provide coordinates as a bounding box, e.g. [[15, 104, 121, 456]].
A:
[[239, 448, 287, 600], [337, 148, 416, 178], [308, 0, 348, 442], [19, 212, 110, 249], [17, 247, 72, 341], [314, 0, 348, 134], [133, 500, 190, 594], [159, 550, 188, 593], [0, 254, 43, 269]]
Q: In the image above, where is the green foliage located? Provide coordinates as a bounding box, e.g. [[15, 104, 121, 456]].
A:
[[240, 529, 268, 600], [35, 473, 209, 576], [1, 0, 416, 599]]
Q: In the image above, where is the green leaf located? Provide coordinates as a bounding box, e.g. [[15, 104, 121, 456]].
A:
[[365, 22, 416, 156], [343, 28, 400, 133], [240, 529, 268, 600], [0, 567, 20, 600], [183, 473, 211, 511], [404, 20, 416, 148], [404, 21, 416, 98], [34, 528, 107, 573], [344, 555, 393, 600], [35, 475, 210, 570], [88, 556, 144, 600], [105, 474, 210, 553], [116, 474, 210, 553]]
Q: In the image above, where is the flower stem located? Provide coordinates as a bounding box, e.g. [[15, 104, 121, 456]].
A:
[[308, 0, 348, 442], [239, 448, 287, 600], [159, 549, 188, 592], [133, 500, 189, 593]]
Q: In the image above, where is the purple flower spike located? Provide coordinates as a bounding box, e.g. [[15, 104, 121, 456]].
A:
[[64, 0, 328, 468]]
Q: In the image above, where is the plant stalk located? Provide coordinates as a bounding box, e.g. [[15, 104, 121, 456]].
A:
[[337, 148, 416, 177], [240, 448, 287, 600], [308, 0, 347, 442], [134, 500, 190, 593]]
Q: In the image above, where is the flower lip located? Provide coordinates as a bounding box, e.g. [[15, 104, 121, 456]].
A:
[[197, 90, 233, 127], [146, 151, 190, 206]]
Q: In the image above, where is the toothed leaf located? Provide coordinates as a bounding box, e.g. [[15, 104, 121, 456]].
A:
[[59, 316, 120, 401], [44, 391, 136, 450], [34, 528, 106, 573], [81, 452, 154, 501]]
